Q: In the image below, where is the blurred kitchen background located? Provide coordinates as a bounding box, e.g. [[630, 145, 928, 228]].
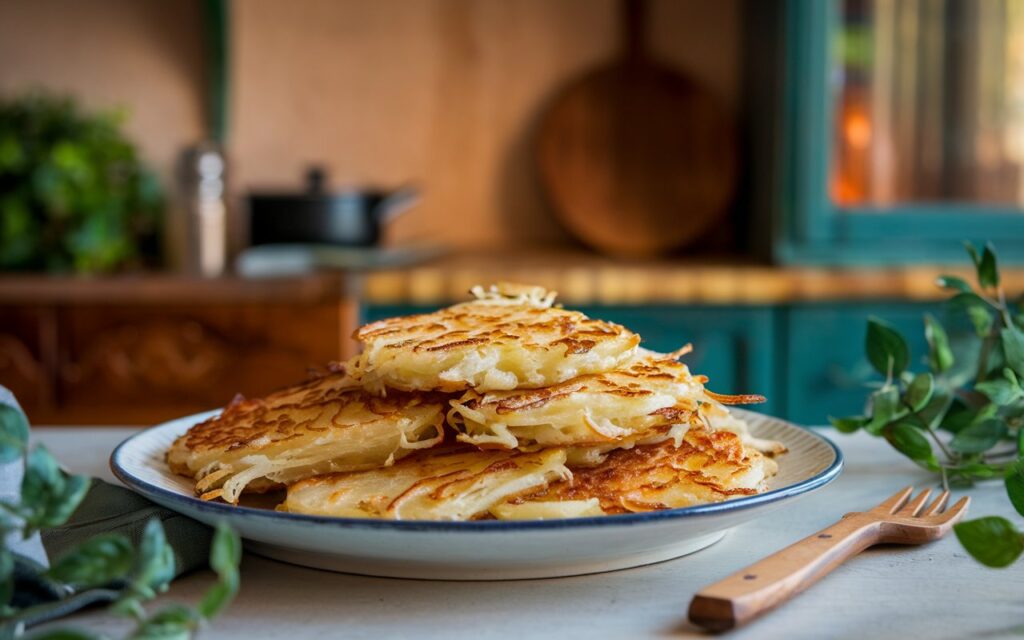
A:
[[4, 0, 1024, 427]]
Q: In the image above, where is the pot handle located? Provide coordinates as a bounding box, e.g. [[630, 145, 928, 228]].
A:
[[376, 185, 420, 224]]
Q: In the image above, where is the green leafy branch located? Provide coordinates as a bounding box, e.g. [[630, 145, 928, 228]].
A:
[[0, 402, 240, 638], [831, 242, 1024, 568]]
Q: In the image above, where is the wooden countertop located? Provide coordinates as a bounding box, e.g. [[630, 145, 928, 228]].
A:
[[359, 250, 1024, 305], [0, 272, 347, 304], [3, 250, 1022, 306]]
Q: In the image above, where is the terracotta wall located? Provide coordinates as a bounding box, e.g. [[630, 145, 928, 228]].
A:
[[0, 0, 206, 184], [0, 0, 739, 250], [231, 0, 740, 249]]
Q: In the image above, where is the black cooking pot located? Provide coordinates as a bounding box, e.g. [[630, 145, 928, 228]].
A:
[[247, 168, 419, 247]]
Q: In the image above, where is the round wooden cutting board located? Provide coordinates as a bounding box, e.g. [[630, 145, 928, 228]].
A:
[[536, 0, 737, 257]]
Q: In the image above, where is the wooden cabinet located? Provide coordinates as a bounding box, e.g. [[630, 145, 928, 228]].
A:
[[780, 302, 976, 425], [0, 275, 358, 425], [0, 305, 51, 412]]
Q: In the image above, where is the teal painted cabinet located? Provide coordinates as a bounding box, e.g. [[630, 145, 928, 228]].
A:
[[783, 303, 941, 425]]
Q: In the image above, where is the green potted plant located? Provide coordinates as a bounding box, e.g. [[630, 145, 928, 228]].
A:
[[0, 93, 163, 273]]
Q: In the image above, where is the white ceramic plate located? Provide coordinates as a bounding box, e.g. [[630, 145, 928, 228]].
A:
[[111, 409, 842, 580]]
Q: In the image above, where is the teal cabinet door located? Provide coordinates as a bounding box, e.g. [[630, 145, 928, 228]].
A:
[[362, 304, 779, 416], [784, 303, 955, 426], [580, 306, 779, 417]]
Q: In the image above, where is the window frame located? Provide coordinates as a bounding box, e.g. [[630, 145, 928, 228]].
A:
[[775, 0, 1024, 264]]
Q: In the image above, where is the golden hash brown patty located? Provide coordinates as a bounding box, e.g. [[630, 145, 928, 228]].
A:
[[351, 283, 639, 392], [447, 350, 706, 450], [166, 370, 446, 504], [492, 424, 777, 519], [280, 446, 570, 520]]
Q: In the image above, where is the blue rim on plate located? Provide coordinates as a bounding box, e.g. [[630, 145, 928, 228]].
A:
[[110, 420, 844, 533]]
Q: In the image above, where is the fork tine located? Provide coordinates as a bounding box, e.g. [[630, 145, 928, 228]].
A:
[[874, 486, 914, 514], [922, 490, 950, 516], [899, 488, 932, 516], [938, 496, 971, 523]]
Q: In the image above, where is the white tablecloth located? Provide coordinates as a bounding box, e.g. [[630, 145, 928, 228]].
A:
[[30, 427, 1024, 640]]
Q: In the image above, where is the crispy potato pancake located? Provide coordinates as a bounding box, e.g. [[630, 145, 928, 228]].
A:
[[701, 401, 788, 456], [447, 349, 705, 449], [352, 283, 639, 392], [166, 370, 446, 504], [281, 447, 570, 520], [493, 425, 777, 519]]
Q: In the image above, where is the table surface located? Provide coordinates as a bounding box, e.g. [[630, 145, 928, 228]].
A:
[[30, 427, 1024, 640]]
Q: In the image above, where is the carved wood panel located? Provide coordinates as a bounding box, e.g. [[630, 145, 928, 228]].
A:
[[56, 303, 344, 425], [0, 306, 51, 415]]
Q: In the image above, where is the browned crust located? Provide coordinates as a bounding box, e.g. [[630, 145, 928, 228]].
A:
[[509, 425, 763, 514], [704, 389, 768, 406], [169, 370, 445, 456], [457, 355, 696, 416], [353, 301, 638, 357]]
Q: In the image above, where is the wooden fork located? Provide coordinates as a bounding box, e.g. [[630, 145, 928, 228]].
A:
[[688, 487, 970, 632]]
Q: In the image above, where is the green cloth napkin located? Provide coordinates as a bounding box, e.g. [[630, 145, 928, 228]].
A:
[[1, 384, 214, 629], [10, 479, 215, 629], [41, 478, 213, 578]]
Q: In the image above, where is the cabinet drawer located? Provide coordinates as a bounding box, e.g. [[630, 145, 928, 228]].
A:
[[784, 303, 954, 426], [0, 305, 52, 417], [55, 303, 343, 424]]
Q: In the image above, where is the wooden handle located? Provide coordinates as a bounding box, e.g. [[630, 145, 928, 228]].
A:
[[688, 515, 881, 631], [621, 0, 646, 61]]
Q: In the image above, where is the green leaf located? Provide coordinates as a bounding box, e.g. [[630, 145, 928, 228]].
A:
[[924, 314, 954, 374], [949, 292, 995, 336], [866, 317, 910, 377], [935, 275, 973, 294], [956, 462, 1005, 480], [1005, 367, 1019, 386], [904, 372, 934, 412], [209, 522, 241, 579], [979, 244, 1000, 289], [865, 387, 902, 435], [20, 445, 90, 533], [1002, 327, 1024, 379], [965, 241, 982, 268], [916, 390, 952, 430], [884, 421, 938, 470], [939, 400, 973, 434], [130, 604, 197, 640], [975, 378, 1023, 405], [0, 404, 29, 464], [1006, 459, 1024, 518], [829, 416, 867, 434], [954, 516, 1024, 568], [199, 581, 235, 621], [968, 305, 994, 337], [133, 519, 176, 597], [46, 534, 134, 589], [200, 522, 240, 620], [950, 417, 1008, 454]]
